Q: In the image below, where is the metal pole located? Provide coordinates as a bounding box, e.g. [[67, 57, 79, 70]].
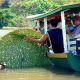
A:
[[61, 11, 68, 53]]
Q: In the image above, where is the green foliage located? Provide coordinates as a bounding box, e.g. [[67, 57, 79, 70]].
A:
[[52, 0, 80, 5], [0, 29, 51, 68], [0, 8, 16, 27], [11, 16, 27, 27], [0, 0, 80, 27], [10, 0, 59, 15], [10, 0, 80, 15]]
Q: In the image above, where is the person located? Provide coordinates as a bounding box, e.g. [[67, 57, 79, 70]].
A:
[[33, 26, 37, 31], [24, 19, 64, 53], [47, 20, 51, 30], [66, 18, 74, 32], [39, 21, 44, 34], [33, 22, 38, 31], [33, 21, 44, 33], [69, 16, 80, 37]]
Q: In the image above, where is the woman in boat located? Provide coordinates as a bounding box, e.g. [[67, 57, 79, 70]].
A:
[[24, 19, 64, 53]]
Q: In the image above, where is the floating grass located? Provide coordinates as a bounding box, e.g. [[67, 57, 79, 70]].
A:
[[0, 29, 51, 68]]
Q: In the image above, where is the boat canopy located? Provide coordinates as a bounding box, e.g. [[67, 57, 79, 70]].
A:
[[29, 3, 80, 21]]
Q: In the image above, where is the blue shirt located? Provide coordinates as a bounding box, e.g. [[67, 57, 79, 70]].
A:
[[73, 24, 80, 36], [68, 25, 74, 32], [47, 28, 64, 53]]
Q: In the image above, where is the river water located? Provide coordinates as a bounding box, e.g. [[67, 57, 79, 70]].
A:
[[0, 30, 14, 37], [0, 29, 80, 80], [0, 67, 80, 80]]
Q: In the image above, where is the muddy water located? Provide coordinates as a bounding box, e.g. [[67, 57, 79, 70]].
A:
[[0, 30, 14, 37], [0, 67, 80, 80], [0, 29, 80, 80]]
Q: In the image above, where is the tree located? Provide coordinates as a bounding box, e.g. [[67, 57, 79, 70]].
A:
[[0, 9, 16, 28], [10, 0, 59, 15], [10, 0, 80, 15], [0, 0, 80, 27]]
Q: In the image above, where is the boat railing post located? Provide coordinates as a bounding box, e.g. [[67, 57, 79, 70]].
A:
[[44, 17, 47, 34], [61, 11, 68, 53], [36, 20, 40, 32]]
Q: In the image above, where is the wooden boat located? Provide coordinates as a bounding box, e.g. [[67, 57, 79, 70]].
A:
[[27, 3, 80, 71], [47, 53, 80, 71]]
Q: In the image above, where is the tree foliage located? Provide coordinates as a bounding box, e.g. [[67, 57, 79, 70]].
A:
[[10, 0, 80, 15], [0, 0, 80, 27], [0, 8, 16, 28], [10, 0, 59, 15]]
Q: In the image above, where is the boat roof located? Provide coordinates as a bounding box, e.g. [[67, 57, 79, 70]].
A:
[[27, 3, 80, 21], [26, 14, 43, 19]]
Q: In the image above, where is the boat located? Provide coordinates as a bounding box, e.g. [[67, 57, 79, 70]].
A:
[[26, 3, 80, 71]]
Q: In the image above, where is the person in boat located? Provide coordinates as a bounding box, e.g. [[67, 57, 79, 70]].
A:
[[33, 23, 37, 31], [47, 20, 51, 30], [33, 21, 44, 34], [67, 16, 80, 37], [24, 19, 64, 53], [66, 18, 74, 32], [39, 21, 44, 34], [72, 16, 80, 37]]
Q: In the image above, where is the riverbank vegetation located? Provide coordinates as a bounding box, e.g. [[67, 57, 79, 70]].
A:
[[0, 0, 80, 27]]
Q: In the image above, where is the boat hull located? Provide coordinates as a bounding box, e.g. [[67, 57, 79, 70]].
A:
[[48, 53, 80, 71]]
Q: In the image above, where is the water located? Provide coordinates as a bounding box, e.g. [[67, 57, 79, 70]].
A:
[[0, 30, 14, 37], [0, 67, 80, 80]]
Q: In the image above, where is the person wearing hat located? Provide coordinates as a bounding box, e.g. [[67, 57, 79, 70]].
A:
[[71, 16, 80, 37]]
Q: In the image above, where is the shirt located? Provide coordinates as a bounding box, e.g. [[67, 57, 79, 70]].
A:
[[73, 24, 80, 37], [47, 28, 64, 53]]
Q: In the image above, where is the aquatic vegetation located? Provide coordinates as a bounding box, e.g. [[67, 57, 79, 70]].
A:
[[0, 29, 50, 68]]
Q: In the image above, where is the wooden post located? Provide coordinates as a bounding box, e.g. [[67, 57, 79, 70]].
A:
[[36, 20, 40, 31], [44, 17, 47, 34], [61, 11, 68, 53]]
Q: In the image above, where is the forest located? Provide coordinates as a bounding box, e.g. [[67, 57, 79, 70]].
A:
[[0, 0, 80, 28]]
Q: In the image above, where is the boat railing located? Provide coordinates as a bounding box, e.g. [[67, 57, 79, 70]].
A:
[[67, 33, 80, 55], [67, 38, 76, 51]]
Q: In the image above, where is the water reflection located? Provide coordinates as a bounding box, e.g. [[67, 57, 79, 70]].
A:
[[0, 67, 80, 80]]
